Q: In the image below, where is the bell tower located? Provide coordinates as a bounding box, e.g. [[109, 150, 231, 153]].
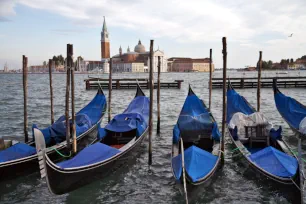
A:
[[101, 16, 110, 59]]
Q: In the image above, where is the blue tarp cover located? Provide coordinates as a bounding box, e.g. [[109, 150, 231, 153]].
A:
[[227, 89, 255, 123], [0, 143, 36, 163], [249, 146, 298, 178], [173, 93, 220, 143], [172, 145, 218, 182], [274, 91, 306, 130], [105, 96, 149, 136], [34, 93, 106, 145], [57, 143, 120, 168]]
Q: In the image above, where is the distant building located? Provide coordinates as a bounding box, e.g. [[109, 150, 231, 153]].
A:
[[112, 40, 167, 73], [294, 59, 306, 69], [112, 62, 144, 72], [101, 17, 110, 73], [29, 65, 48, 73], [168, 58, 213, 72], [4, 63, 8, 72], [85, 60, 104, 71]]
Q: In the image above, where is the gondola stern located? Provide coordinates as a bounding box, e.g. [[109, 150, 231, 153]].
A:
[[33, 128, 47, 179], [135, 83, 145, 97], [227, 78, 233, 91], [97, 83, 105, 95], [188, 84, 195, 96], [272, 78, 280, 94]]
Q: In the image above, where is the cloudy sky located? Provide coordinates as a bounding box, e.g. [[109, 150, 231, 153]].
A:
[[0, 0, 306, 69]]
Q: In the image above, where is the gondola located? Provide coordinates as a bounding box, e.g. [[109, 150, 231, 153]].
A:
[[171, 86, 222, 185], [226, 81, 301, 189], [273, 79, 306, 136], [34, 84, 149, 195], [0, 86, 107, 181]]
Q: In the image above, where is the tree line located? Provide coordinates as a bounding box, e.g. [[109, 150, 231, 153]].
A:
[[258, 55, 306, 69], [42, 55, 84, 67]]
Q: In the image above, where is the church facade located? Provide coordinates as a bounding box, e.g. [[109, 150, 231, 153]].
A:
[[112, 40, 167, 73]]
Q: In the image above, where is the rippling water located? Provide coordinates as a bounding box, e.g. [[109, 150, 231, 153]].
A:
[[0, 71, 306, 204]]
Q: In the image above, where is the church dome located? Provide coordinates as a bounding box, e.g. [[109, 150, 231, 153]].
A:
[[134, 40, 146, 53]]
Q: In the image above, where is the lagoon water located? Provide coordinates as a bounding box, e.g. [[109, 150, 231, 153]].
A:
[[0, 71, 306, 204]]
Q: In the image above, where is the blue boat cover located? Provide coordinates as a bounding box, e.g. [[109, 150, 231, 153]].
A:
[[274, 91, 306, 130], [57, 143, 120, 168], [105, 96, 149, 136], [172, 145, 218, 182], [227, 89, 255, 123], [0, 143, 36, 163], [249, 146, 298, 178], [173, 93, 220, 144], [33, 93, 106, 145]]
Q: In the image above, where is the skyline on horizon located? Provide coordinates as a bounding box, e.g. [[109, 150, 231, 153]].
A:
[[0, 0, 306, 70]]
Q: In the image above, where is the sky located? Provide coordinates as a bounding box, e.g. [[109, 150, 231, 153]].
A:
[[0, 0, 306, 69]]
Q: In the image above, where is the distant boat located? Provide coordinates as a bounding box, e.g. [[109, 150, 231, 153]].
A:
[[276, 71, 288, 74]]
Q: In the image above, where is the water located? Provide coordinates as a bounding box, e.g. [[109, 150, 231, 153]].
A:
[[0, 71, 305, 204]]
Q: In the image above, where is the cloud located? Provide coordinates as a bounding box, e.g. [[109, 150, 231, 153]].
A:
[[1, 0, 306, 67], [10, 0, 304, 43], [0, 0, 17, 16]]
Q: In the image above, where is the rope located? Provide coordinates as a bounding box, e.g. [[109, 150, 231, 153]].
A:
[[51, 148, 71, 158]]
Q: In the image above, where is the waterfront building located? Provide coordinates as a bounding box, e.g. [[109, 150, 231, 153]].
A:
[[167, 58, 213, 72], [85, 60, 104, 71]]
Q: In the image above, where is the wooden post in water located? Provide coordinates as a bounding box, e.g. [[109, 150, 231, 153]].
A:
[[148, 40, 154, 165], [70, 44, 77, 154], [108, 58, 113, 122], [298, 136, 304, 203], [257, 51, 262, 112], [65, 44, 72, 152], [22, 55, 29, 143], [48, 59, 54, 125], [209, 48, 213, 112], [157, 56, 161, 134], [221, 37, 227, 161]]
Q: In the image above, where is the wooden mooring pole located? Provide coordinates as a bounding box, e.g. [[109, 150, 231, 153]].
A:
[[298, 136, 305, 203], [23, 55, 29, 143], [65, 44, 72, 152], [221, 37, 227, 162], [148, 40, 154, 166], [257, 51, 262, 112], [157, 56, 161, 134], [70, 44, 77, 154], [108, 58, 113, 122], [49, 59, 54, 124], [209, 48, 212, 112]]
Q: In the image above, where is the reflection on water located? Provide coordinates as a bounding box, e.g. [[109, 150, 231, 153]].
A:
[[0, 71, 305, 203]]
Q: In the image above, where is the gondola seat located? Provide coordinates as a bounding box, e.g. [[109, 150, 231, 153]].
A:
[[0, 143, 36, 162], [245, 124, 270, 148], [57, 143, 120, 169]]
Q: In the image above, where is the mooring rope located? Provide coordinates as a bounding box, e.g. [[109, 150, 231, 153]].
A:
[[51, 148, 71, 158]]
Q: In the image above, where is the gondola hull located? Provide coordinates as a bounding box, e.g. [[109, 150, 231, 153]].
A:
[[44, 129, 148, 195], [227, 129, 298, 185], [0, 122, 100, 182]]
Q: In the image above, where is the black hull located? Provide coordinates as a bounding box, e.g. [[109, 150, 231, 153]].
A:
[[44, 130, 148, 195], [0, 122, 100, 182]]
